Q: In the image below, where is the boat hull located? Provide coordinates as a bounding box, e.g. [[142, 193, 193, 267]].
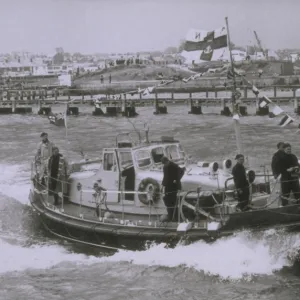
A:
[[29, 188, 300, 251]]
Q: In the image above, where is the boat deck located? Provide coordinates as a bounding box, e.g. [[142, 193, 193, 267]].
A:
[[36, 192, 208, 230]]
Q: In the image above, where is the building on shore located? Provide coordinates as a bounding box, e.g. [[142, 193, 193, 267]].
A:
[[0, 61, 48, 77]]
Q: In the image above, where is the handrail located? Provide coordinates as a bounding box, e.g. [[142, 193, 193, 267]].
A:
[[224, 173, 272, 190], [81, 189, 148, 195]]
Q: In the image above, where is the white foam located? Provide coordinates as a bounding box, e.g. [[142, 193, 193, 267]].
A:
[[0, 238, 99, 274], [102, 230, 300, 280], [0, 163, 31, 205]]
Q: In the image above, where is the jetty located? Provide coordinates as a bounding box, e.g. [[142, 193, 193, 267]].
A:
[[0, 84, 300, 117]]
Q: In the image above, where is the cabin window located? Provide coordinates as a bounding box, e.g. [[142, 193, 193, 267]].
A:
[[134, 150, 151, 168], [166, 145, 185, 162], [119, 151, 133, 169], [103, 152, 116, 171], [151, 147, 165, 163], [178, 144, 186, 159]]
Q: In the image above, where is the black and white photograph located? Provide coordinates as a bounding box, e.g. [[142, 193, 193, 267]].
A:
[[1, 0, 300, 299]]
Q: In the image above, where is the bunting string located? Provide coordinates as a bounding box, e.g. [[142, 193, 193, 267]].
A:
[[50, 64, 298, 134], [240, 75, 299, 130]]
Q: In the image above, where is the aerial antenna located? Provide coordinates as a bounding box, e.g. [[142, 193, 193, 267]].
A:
[[126, 117, 142, 144]]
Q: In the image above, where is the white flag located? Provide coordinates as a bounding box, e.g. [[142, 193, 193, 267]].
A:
[[142, 86, 155, 96], [272, 105, 284, 116], [278, 114, 294, 127], [259, 95, 272, 108], [182, 76, 192, 83], [191, 73, 203, 80], [233, 114, 240, 120], [252, 85, 260, 95]]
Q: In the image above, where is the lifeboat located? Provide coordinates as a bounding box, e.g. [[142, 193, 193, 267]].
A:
[[28, 133, 300, 251]]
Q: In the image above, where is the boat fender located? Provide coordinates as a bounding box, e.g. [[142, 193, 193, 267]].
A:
[[248, 170, 256, 184], [209, 162, 219, 173], [138, 177, 160, 205]]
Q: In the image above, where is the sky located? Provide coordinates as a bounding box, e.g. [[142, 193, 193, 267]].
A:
[[0, 0, 299, 54]]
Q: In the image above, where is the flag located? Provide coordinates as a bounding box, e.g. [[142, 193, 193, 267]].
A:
[[142, 87, 154, 96], [252, 85, 260, 96], [182, 75, 193, 83], [191, 73, 203, 80], [181, 26, 228, 63], [183, 73, 203, 82], [271, 105, 283, 116], [232, 114, 240, 120], [158, 80, 175, 86], [259, 95, 272, 108], [278, 114, 294, 127]]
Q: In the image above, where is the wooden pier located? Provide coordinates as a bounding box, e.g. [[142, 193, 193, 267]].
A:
[[0, 85, 300, 117]]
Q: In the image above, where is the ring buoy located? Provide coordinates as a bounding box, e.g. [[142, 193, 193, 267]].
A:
[[138, 177, 160, 205], [248, 170, 256, 183]]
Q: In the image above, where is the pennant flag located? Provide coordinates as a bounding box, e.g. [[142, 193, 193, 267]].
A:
[[252, 85, 260, 96], [181, 26, 228, 63], [158, 80, 175, 86], [232, 114, 240, 120], [191, 73, 203, 80], [182, 76, 193, 83], [259, 95, 272, 108], [271, 105, 284, 116], [278, 114, 294, 127], [142, 87, 154, 96]]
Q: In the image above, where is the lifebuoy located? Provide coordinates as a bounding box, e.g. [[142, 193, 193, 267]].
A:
[[138, 177, 160, 205], [248, 170, 256, 183]]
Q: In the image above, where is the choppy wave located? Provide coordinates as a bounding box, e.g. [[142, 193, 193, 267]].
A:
[[102, 229, 300, 280], [0, 163, 31, 205], [0, 239, 100, 274]]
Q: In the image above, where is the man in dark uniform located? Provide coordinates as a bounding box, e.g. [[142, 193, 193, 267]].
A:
[[48, 147, 69, 205], [278, 143, 300, 206], [161, 156, 185, 221], [271, 142, 285, 179], [232, 154, 250, 211]]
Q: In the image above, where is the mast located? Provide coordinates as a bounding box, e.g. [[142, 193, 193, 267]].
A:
[[225, 17, 244, 154]]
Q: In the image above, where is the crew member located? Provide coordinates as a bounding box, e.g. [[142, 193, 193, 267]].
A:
[[271, 142, 285, 179], [232, 154, 250, 211], [48, 147, 69, 205], [278, 143, 300, 206], [35, 132, 55, 186], [161, 156, 185, 221]]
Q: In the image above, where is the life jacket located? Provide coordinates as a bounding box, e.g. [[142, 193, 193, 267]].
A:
[[37, 140, 55, 161]]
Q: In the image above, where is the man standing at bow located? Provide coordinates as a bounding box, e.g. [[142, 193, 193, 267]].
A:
[[35, 132, 55, 186], [48, 147, 69, 205]]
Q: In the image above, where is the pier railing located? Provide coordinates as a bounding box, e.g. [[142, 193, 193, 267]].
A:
[[1, 85, 300, 105]]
